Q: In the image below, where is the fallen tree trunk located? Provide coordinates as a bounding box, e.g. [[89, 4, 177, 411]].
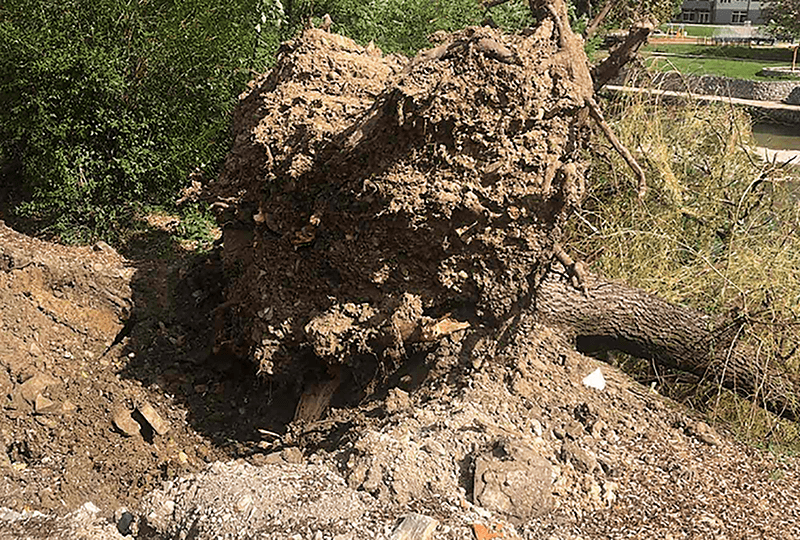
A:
[[536, 267, 800, 422]]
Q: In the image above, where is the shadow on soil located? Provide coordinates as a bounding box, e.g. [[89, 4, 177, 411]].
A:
[[115, 227, 300, 456]]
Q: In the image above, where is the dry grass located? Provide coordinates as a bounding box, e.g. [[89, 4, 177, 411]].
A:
[[572, 92, 800, 449]]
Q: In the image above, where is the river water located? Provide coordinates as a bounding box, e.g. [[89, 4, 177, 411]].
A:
[[753, 122, 800, 151]]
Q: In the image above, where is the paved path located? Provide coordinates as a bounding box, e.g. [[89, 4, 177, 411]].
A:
[[754, 146, 800, 164], [605, 84, 800, 113]]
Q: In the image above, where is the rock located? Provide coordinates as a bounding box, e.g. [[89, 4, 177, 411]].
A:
[[473, 440, 554, 521], [385, 388, 412, 414], [116, 509, 134, 535], [113, 409, 141, 438], [564, 419, 584, 440], [560, 441, 599, 474], [389, 513, 438, 540], [33, 394, 58, 414], [685, 420, 720, 446], [18, 372, 59, 405], [28, 342, 42, 357], [280, 447, 304, 464], [137, 403, 170, 435]]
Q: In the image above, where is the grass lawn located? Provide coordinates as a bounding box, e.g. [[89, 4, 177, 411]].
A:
[[642, 55, 800, 80], [642, 43, 795, 63]]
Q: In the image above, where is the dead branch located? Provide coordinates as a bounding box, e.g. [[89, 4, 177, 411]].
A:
[[591, 18, 655, 91]]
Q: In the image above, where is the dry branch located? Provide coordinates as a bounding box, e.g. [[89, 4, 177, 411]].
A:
[[591, 19, 655, 91], [586, 97, 647, 198]]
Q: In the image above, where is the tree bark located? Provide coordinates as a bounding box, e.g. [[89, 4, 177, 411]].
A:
[[536, 267, 800, 422]]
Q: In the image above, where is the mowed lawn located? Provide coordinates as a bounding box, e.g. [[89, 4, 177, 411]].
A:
[[642, 55, 795, 80], [640, 44, 799, 80]]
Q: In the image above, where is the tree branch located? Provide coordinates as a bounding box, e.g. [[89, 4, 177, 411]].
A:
[[591, 18, 655, 91], [586, 97, 647, 198]]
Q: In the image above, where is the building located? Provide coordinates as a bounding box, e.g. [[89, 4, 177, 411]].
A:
[[679, 0, 764, 25]]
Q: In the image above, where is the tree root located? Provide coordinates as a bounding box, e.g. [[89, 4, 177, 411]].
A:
[[586, 97, 647, 198]]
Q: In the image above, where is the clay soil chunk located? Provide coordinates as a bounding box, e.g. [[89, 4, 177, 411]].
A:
[[113, 409, 142, 438]]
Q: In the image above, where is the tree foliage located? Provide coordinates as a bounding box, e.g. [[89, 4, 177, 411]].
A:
[[574, 0, 682, 36], [763, 0, 800, 40], [0, 0, 259, 241], [0, 0, 682, 242]]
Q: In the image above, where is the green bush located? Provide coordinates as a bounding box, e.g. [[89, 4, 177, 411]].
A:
[[273, 0, 533, 56], [0, 0, 260, 241]]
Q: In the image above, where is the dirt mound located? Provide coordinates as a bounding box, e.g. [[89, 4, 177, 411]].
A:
[[210, 14, 593, 381], [0, 222, 262, 519]]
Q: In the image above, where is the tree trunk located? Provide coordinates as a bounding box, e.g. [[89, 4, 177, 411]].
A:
[[536, 267, 800, 422], [591, 19, 655, 91]]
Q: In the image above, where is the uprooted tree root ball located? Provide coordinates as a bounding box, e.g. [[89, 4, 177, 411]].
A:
[[211, 4, 595, 385]]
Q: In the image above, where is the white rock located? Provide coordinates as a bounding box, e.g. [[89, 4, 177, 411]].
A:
[[582, 368, 606, 391]]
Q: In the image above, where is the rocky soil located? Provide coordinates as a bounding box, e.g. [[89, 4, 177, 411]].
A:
[[1, 13, 800, 540]]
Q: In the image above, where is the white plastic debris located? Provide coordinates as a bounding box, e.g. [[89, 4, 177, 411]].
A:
[[582, 368, 606, 391]]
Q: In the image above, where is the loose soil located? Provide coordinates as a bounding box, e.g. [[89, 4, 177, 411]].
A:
[[0, 222, 294, 518]]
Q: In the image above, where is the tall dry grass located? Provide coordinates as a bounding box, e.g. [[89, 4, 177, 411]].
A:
[[572, 92, 800, 450]]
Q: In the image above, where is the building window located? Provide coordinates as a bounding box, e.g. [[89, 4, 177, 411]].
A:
[[731, 11, 748, 23], [698, 11, 710, 23], [718, 0, 731, 3], [682, 10, 696, 22]]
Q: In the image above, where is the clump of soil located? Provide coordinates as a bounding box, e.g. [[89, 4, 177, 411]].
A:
[[210, 14, 594, 383]]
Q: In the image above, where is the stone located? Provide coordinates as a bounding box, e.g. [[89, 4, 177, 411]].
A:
[[389, 513, 438, 540], [385, 388, 412, 414], [280, 447, 304, 464], [116, 509, 134, 535], [560, 441, 599, 474], [18, 372, 59, 405], [113, 409, 142, 438], [33, 394, 58, 414], [137, 403, 170, 435], [564, 420, 584, 440], [473, 440, 554, 521], [685, 420, 720, 446]]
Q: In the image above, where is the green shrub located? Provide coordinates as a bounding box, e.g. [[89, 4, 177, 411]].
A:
[[274, 0, 533, 56], [0, 0, 260, 242]]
